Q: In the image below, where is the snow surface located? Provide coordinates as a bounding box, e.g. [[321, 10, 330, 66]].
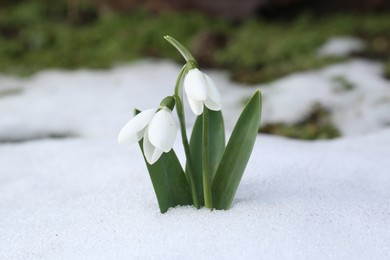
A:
[[1, 59, 390, 259]]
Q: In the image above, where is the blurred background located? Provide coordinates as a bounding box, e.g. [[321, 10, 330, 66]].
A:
[[0, 0, 389, 140]]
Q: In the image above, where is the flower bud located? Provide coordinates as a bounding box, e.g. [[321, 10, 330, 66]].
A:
[[159, 96, 175, 111]]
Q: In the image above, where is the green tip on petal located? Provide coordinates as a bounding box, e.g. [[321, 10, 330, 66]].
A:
[[160, 96, 175, 111]]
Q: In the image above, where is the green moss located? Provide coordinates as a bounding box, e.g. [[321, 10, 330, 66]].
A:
[[260, 104, 341, 140], [331, 75, 355, 92], [215, 14, 390, 83], [0, 87, 23, 97], [352, 14, 390, 63], [0, 131, 76, 143], [385, 60, 390, 79], [230, 56, 342, 84], [0, 2, 229, 75]]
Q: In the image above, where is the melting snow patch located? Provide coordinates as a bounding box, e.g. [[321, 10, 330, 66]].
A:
[[0, 59, 389, 141], [317, 36, 365, 57], [259, 59, 390, 136]]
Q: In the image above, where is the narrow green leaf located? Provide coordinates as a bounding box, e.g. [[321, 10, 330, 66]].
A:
[[188, 108, 225, 206], [212, 91, 262, 210], [135, 110, 192, 213]]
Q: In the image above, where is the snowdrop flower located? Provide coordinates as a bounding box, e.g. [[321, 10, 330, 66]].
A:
[[183, 68, 221, 115], [118, 107, 177, 164]]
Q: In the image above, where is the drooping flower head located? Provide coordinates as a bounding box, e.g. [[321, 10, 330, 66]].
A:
[[118, 97, 177, 164], [183, 68, 221, 115]]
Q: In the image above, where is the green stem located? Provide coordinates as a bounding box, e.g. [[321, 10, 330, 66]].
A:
[[202, 107, 213, 209], [174, 65, 200, 209], [166, 36, 202, 208], [174, 65, 186, 96]]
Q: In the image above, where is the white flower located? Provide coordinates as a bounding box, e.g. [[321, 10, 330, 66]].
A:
[[118, 107, 177, 164], [183, 68, 221, 115]]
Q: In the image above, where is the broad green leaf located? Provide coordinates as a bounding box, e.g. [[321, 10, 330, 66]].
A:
[[135, 110, 192, 213], [212, 91, 262, 210], [188, 108, 225, 206]]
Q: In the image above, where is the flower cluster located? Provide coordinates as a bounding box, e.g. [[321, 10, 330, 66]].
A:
[[118, 36, 261, 213], [119, 68, 221, 164]]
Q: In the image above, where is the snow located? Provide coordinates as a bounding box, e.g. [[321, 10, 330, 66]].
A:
[[1, 131, 390, 259], [1, 58, 390, 259], [317, 36, 365, 57]]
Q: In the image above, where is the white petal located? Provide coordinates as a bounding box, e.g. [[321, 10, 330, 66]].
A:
[[143, 127, 164, 164], [187, 97, 204, 115], [204, 73, 222, 111], [148, 108, 177, 152], [204, 98, 221, 111], [118, 108, 156, 145], [184, 69, 208, 101]]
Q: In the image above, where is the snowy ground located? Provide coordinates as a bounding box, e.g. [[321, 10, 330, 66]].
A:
[[1, 56, 390, 259]]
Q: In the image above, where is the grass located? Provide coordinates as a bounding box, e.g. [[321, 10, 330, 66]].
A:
[[0, 87, 23, 97], [0, 1, 389, 81], [331, 75, 355, 92], [385, 60, 390, 79], [0, 1, 229, 74], [215, 14, 390, 83], [260, 104, 341, 140]]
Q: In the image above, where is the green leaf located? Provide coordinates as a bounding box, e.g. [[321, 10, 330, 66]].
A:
[[135, 110, 192, 213], [212, 91, 262, 210], [188, 108, 225, 206]]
